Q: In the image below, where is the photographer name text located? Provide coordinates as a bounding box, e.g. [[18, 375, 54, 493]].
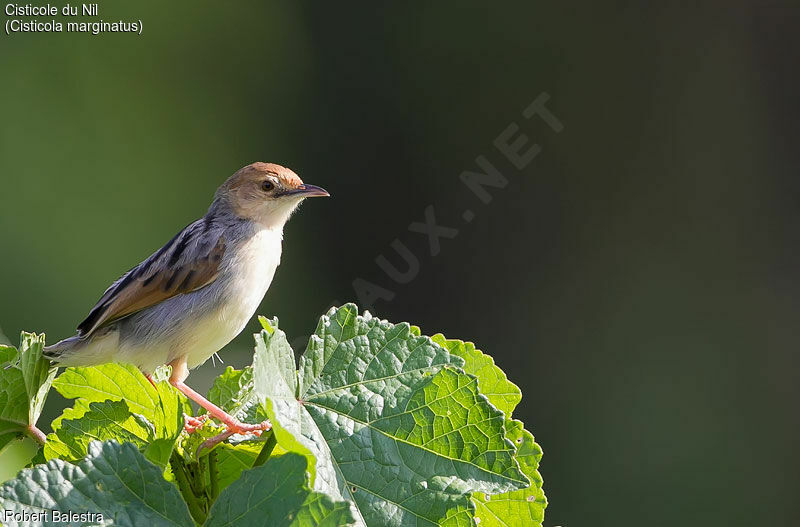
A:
[[3, 509, 105, 523]]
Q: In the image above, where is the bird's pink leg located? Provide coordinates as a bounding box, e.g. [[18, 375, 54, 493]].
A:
[[168, 358, 270, 438]]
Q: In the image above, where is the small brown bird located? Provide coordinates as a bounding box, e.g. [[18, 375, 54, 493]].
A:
[[44, 162, 329, 447]]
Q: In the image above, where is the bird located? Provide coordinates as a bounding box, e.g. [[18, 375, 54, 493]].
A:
[[44, 162, 329, 448]]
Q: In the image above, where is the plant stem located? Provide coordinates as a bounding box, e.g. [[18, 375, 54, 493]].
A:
[[252, 431, 277, 467], [207, 450, 219, 501], [170, 452, 207, 525]]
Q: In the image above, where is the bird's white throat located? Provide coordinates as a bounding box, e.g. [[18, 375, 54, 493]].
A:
[[226, 226, 283, 304]]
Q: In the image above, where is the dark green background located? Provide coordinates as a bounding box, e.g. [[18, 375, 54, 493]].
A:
[[1, 2, 798, 525]]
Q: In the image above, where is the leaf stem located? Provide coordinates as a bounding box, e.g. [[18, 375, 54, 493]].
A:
[[252, 431, 277, 467], [26, 424, 46, 445], [170, 452, 207, 525]]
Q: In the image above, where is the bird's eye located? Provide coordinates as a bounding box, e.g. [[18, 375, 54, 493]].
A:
[[261, 180, 274, 192]]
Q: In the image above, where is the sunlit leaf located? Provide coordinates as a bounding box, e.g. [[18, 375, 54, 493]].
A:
[[43, 398, 178, 467], [430, 335, 521, 417], [0, 333, 56, 447], [50, 362, 186, 466], [431, 335, 546, 526], [206, 364, 269, 428], [471, 420, 546, 526]]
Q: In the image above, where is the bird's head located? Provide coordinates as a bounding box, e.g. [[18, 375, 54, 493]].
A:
[[213, 162, 329, 228]]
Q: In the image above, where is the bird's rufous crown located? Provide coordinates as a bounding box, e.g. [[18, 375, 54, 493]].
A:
[[229, 162, 303, 189]]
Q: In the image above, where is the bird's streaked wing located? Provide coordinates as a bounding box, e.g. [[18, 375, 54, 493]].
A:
[[76, 218, 226, 337]]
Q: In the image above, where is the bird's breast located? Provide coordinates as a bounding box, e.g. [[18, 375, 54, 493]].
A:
[[178, 228, 283, 369], [220, 228, 283, 322]]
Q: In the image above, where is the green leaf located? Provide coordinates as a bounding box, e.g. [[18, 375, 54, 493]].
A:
[[257, 316, 298, 398], [431, 335, 546, 526], [54, 362, 185, 437], [205, 452, 356, 527], [471, 420, 546, 526], [430, 335, 521, 417], [0, 333, 56, 444], [431, 334, 547, 527], [0, 440, 194, 527], [44, 399, 176, 467], [51, 362, 186, 465], [0, 345, 15, 362], [256, 305, 529, 526], [0, 437, 38, 485], [207, 365, 269, 426], [214, 442, 262, 490], [20, 334, 57, 426], [0, 346, 27, 441]]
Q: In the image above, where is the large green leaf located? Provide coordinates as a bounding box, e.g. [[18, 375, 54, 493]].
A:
[[44, 399, 177, 467], [0, 440, 195, 527], [255, 305, 529, 527], [50, 363, 186, 466], [53, 363, 185, 434], [205, 452, 356, 527], [0, 333, 56, 447]]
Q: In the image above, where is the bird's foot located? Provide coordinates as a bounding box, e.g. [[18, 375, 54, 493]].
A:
[[183, 413, 208, 434], [227, 419, 271, 435], [196, 419, 271, 454]]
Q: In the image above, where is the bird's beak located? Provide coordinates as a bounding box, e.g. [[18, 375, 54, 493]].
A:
[[282, 184, 330, 198]]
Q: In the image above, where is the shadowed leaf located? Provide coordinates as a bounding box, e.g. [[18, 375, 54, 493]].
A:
[[205, 452, 356, 527], [0, 440, 194, 527]]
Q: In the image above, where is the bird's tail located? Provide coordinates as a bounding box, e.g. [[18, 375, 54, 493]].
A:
[[43, 335, 84, 363], [43, 334, 112, 367]]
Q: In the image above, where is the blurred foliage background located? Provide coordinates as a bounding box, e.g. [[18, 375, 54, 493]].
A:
[[1, 2, 799, 525]]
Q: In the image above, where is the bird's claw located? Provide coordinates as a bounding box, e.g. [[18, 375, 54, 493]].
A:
[[183, 413, 208, 434], [195, 419, 271, 455], [228, 419, 271, 435]]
